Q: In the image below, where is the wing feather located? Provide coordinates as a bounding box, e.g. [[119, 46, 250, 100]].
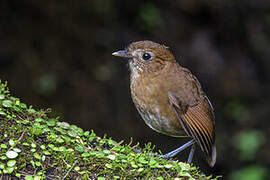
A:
[[168, 92, 216, 166]]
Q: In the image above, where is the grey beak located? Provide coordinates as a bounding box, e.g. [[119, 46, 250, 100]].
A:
[[112, 50, 134, 58]]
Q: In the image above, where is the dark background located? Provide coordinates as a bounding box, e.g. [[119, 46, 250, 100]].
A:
[[1, 0, 270, 179]]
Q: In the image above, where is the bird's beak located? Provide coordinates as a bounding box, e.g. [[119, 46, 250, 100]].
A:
[[112, 50, 134, 58]]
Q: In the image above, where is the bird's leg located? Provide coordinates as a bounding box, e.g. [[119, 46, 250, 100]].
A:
[[187, 144, 196, 164], [163, 139, 195, 158]]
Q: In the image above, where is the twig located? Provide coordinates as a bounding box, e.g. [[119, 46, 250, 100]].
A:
[[61, 159, 78, 180], [110, 140, 124, 151], [127, 137, 133, 146], [16, 129, 27, 145]]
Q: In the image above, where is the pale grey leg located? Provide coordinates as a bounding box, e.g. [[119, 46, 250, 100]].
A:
[[187, 144, 196, 164], [164, 139, 195, 158]]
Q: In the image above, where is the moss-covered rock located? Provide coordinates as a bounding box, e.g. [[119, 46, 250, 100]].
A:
[[0, 80, 219, 179]]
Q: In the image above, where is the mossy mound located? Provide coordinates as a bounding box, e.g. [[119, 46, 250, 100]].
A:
[[0, 80, 219, 179]]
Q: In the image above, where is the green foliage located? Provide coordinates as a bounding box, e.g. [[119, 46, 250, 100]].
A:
[[0, 80, 218, 179], [229, 165, 268, 180], [224, 101, 248, 121], [34, 73, 57, 96], [233, 130, 265, 161], [139, 3, 164, 30]]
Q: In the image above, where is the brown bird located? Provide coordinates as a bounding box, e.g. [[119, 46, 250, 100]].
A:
[[112, 40, 216, 166]]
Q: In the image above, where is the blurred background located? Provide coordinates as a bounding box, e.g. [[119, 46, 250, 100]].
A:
[[1, 0, 270, 179]]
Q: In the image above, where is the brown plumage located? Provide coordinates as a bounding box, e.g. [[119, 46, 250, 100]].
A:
[[112, 40, 216, 166]]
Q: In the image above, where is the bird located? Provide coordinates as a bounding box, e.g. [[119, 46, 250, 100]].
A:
[[112, 40, 216, 167]]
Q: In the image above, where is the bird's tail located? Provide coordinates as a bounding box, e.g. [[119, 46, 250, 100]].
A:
[[207, 145, 217, 167]]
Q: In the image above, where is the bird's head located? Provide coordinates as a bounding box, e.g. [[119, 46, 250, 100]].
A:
[[112, 40, 176, 74]]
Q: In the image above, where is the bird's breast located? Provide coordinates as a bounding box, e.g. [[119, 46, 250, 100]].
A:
[[129, 69, 184, 137]]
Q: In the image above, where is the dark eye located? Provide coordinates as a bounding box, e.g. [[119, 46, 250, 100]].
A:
[[142, 53, 151, 61]]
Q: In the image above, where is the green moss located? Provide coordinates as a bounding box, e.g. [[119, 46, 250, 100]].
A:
[[0, 80, 219, 179]]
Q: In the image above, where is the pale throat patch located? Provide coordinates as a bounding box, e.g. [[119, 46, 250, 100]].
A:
[[129, 49, 147, 78], [129, 60, 142, 79]]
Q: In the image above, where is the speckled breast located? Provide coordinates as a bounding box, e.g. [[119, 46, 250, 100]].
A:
[[134, 102, 184, 137], [129, 70, 185, 137]]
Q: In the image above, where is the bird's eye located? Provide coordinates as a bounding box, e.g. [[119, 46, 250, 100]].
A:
[[142, 53, 152, 61]]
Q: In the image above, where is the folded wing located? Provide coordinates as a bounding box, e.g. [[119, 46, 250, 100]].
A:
[[168, 92, 216, 166]]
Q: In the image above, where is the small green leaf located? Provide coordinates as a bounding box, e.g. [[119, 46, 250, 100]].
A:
[[22, 120, 30, 125], [97, 177, 105, 180], [7, 160, 16, 167], [0, 111, 6, 116], [48, 144, 54, 148], [69, 125, 83, 136], [43, 151, 51, 155], [56, 138, 64, 143], [62, 136, 71, 143], [178, 162, 190, 170], [178, 171, 192, 177], [89, 136, 95, 142], [164, 164, 173, 169], [22, 142, 30, 146], [75, 145, 84, 152], [74, 166, 80, 171], [13, 106, 21, 112], [108, 139, 118, 146], [68, 130, 77, 137], [35, 162, 41, 167], [53, 127, 66, 134], [30, 149, 36, 152], [20, 103, 27, 109], [47, 120, 56, 127], [138, 156, 148, 164], [2, 100, 12, 107], [42, 155, 46, 161], [4, 167, 14, 174], [81, 152, 90, 157], [0, 94, 5, 99], [131, 162, 138, 168], [58, 146, 66, 152], [103, 150, 110, 154], [57, 122, 70, 129], [25, 175, 34, 180], [84, 131, 90, 137], [27, 108, 36, 113], [105, 163, 112, 168], [1, 144, 7, 149], [8, 139, 16, 147], [31, 143, 37, 148], [149, 158, 157, 166], [35, 118, 44, 122], [6, 151, 18, 159], [15, 100, 20, 105], [69, 125, 79, 131], [0, 156, 7, 160], [34, 153, 41, 160], [108, 155, 116, 160], [13, 148, 21, 153]]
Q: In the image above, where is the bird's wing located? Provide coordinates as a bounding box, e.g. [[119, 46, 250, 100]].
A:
[[168, 91, 216, 166]]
